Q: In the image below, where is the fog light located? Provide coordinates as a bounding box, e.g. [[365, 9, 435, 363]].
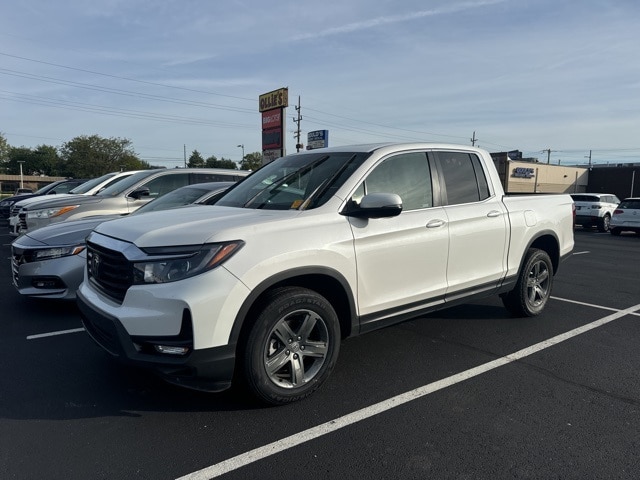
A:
[[32, 277, 64, 289], [154, 345, 190, 355]]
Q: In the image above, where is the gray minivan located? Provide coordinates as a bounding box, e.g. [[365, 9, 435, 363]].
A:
[[21, 168, 250, 233]]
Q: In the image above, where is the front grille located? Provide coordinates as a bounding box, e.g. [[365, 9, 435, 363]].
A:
[[18, 211, 27, 231], [11, 250, 22, 287], [87, 241, 133, 303]]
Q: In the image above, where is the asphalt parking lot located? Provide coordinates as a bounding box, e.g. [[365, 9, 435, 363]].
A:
[[1, 225, 639, 480]]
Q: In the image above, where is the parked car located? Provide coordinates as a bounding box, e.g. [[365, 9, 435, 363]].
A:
[[570, 193, 621, 232], [19, 168, 250, 234], [11, 181, 236, 301], [0, 179, 89, 219], [8, 171, 143, 236], [77, 142, 575, 405], [610, 197, 640, 236]]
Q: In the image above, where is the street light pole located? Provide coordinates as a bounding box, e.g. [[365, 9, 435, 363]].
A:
[[18, 161, 25, 188], [237, 144, 244, 164]]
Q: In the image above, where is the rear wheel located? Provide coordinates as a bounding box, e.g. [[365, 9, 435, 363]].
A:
[[242, 287, 340, 405], [502, 248, 553, 317], [598, 214, 611, 232]]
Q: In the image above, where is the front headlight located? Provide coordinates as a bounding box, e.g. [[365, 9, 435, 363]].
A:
[[1, 200, 13, 207], [27, 205, 79, 219], [33, 245, 86, 261], [132, 241, 244, 284]]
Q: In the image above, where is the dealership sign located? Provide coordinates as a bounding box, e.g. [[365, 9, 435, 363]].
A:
[[307, 130, 329, 150], [512, 167, 535, 178]]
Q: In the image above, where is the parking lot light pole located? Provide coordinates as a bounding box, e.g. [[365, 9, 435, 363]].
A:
[[237, 144, 244, 167], [18, 161, 25, 188]]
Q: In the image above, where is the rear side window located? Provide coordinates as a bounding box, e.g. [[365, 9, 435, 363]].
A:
[[193, 172, 246, 183], [571, 195, 599, 202], [435, 152, 490, 205]]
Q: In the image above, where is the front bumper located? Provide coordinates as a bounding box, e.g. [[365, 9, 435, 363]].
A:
[[77, 289, 237, 392], [11, 251, 86, 300]]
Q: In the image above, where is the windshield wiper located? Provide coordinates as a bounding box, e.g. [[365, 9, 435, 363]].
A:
[[243, 155, 331, 209]]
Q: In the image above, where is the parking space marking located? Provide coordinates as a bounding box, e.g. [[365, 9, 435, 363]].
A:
[[552, 296, 640, 316], [26, 328, 85, 340], [176, 302, 640, 480]]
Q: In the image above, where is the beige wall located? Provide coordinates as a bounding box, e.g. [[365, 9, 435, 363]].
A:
[[502, 161, 589, 194]]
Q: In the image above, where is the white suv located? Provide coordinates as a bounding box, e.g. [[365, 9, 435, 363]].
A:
[[570, 193, 620, 232]]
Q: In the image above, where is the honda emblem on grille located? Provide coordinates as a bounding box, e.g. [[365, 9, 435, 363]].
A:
[[91, 252, 101, 275]]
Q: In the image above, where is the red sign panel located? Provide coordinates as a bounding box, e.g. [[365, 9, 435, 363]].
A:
[[262, 109, 282, 130]]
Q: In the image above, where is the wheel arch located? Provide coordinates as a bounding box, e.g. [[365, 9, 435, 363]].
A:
[[522, 230, 561, 275], [229, 267, 357, 351]]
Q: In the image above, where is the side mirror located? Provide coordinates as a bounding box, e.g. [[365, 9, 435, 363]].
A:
[[128, 187, 150, 200], [342, 193, 403, 218]]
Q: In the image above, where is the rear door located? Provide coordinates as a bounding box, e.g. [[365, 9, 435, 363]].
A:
[[433, 150, 509, 298]]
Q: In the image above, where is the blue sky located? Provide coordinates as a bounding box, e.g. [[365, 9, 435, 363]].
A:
[[1, 0, 639, 167]]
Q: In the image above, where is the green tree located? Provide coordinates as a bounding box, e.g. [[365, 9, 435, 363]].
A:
[[240, 152, 263, 171], [205, 155, 237, 169], [5, 145, 61, 176], [0, 132, 9, 173], [59, 135, 149, 177], [187, 150, 205, 168]]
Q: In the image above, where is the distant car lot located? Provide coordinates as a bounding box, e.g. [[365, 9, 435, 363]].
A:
[[0, 226, 638, 480]]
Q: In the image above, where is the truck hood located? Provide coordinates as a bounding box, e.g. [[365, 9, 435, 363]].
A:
[[24, 194, 104, 210], [23, 215, 123, 246], [93, 205, 292, 247]]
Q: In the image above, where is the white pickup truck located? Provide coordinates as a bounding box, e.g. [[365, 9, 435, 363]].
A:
[[77, 143, 575, 405]]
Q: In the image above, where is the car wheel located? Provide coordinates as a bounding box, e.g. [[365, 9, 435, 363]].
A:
[[501, 248, 553, 317], [242, 286, 340, 405], [598, 214, 611, 232], [610, 228, 621, 236]]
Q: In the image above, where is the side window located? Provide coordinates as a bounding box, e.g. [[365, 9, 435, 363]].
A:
[[437, 152, 489, 205], [357, 152, 432, 211], [193, 172, 242, 183], [142, 173, 190, 198]]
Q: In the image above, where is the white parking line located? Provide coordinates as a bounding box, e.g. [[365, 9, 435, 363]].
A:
[[176, 301, 640, 480], [26, 328, 85, 340]]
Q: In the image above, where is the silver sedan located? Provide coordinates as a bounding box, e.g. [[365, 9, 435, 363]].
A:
[[10, 181, 235, 300]]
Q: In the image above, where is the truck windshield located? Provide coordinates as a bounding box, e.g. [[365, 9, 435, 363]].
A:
[[216, 151, 368, 210]]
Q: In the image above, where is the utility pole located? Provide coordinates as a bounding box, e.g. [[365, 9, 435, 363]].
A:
[[184, 144, 187, 168], [585, 150, 592, 168], [542, 148, 555, 164], [293, 96, 303, 152], [470, 131, 477, 146]]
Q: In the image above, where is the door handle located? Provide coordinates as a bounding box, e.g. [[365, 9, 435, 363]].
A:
[[426, 219, 446, 228], [487, 210, 502, 218]]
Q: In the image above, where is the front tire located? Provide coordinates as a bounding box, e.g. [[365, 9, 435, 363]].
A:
[[242, 287, 340, 405], [502, 248, 553, 317]]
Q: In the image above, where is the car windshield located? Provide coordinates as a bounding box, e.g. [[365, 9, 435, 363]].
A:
[[132, 184, 221, 215], [69, 173, 116, 194], [215, 151, 368, 210]]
